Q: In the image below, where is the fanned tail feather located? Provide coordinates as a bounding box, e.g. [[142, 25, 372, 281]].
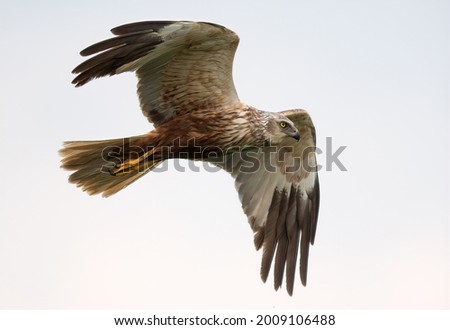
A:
[[59, 135, 161, 197]]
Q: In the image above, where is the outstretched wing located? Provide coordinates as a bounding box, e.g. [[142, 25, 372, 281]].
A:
[[215, 109, 319, 295], [72, 21, 241, 126]]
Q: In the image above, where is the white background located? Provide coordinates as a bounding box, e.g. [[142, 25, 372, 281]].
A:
[[0, 0, 449, 309]]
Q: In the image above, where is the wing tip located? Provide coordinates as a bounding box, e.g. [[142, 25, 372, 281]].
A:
[[301, 274, 307, 287]]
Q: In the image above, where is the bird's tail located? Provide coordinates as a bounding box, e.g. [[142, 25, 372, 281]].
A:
[[59, 134, 162, 197]]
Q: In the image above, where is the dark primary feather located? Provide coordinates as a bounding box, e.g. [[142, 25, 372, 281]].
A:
[[298, 192, 312, 286], [110, 21, 175, 35], [79, 32, 161, 57], [284, 186, 299, 295], [273, 190, 290, 291], [285, 216, 300, 294], [309, 176, 320, 245], [260, 190, 282, 283], [72, 26, 165, 87]]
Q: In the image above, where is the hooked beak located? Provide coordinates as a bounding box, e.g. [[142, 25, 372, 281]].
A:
[[291, 130, 301, 141]]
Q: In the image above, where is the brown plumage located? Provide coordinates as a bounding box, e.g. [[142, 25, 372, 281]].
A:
[[60, 21, 320, 295]]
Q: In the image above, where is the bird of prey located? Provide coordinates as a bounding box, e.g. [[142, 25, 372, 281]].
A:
[[60, 21, 319, 295]]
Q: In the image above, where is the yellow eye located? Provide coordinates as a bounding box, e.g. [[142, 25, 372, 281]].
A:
[[280, 121, 287, 128]]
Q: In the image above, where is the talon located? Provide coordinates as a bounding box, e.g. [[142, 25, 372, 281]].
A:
[[110, 157, 142, 176], [109, 165, 125, 176]]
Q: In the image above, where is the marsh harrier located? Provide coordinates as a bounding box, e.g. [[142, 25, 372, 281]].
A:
[[60, 21, 320, 295]]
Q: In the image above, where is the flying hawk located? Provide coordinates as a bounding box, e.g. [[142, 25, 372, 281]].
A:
[[60, 21, 320, 295]]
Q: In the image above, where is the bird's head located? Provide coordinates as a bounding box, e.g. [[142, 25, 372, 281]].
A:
[[266, 113, 300, 144]]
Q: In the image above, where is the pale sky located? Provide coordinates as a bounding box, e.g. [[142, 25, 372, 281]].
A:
[[0, 0, 449, 309]]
